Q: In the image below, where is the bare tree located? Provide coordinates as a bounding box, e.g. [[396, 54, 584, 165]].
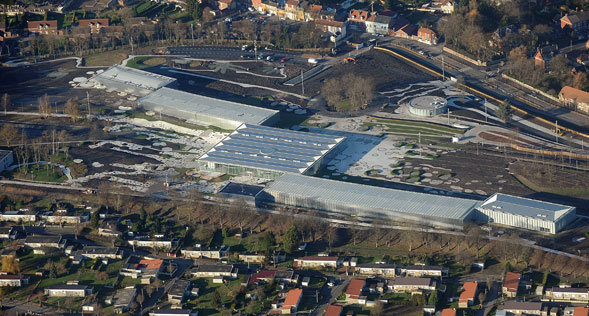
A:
[[38, 94, 51, 118], [0, 124, 18, 146], [64, 97, 81, 123]]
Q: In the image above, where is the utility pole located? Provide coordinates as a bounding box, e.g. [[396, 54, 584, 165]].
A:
[[301, 70, 305, 96], [191, 24, 195, 46], [447, 107, 450, 125], [555, 120, 558, 144], [86, 91, 91, 115], [484, 98, 487, 123], [441, 52, 445, 81]]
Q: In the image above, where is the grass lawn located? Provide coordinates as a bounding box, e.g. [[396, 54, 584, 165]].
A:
[[8, 165, 68, 183], [185, 277, 244, 316], [83, 51, 128, 67], [126, 56, 167, 69]]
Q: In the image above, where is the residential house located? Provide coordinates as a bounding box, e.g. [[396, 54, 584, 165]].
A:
[[108, 286, 137, 313], [534, 45, 558, 69], [365, 14, 392, 35], [275, 270, 299, 285], [294, 256, 341, 268], [120, 256, 164, 282], [392, 23, 417, 38], [249, 270, 276, 285], [0, 151, 14, 173], [0, 275, 29, 287], [498, 301, 543, 315], [284, 0, 304, 21], [440, 0, 456, 14], [282, 288, 303, 314], [239, 252, 266, 263], [345, 279, 366, 304], [98, 220, 122, 238], [149, 310, 198, 316], [355, 264, 397, 277], [459, 282, 478, 308], [545, 287, 589, 303], [0, 227, 17, 240], [441, 309, 457, 316], [41, 210, 88, 224], [503, 272, 521, 297], [305, 4, 323, 21], [0, 210, 37, 223], [325, 305, 343, 316], [417, 27, 437, 45], [558, 86, 589, 113], [78, 246, 123, 262], [24, 235, 64, 249], [27, 20, 58, 35], [573, 307, 589, 316], [348, 9, 369, 31], [188, 264, 237, 279], [129, 237, 179, 250], [168, 279, 191, 305], [78, 19, 109, 34], [182, 245, 229, 259], [560, 11, 589, 31], [44, 284, 93, 297], [402, 265, 447, 277], [388, 277, 437, 294]]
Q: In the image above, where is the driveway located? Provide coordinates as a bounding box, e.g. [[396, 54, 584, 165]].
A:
[[311, 277, 350, 316]]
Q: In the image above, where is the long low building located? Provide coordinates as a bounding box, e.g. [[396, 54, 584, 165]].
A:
[[93, 65, 176, 96], [139, 87, 280, 130], [197, 125, 345, 180], [473, 193, 576, 234], [256, 174, 481, 229]]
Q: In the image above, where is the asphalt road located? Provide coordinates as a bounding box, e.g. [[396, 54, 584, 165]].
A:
[[168, 45, 302, 61], [311, 277, 350, 316]]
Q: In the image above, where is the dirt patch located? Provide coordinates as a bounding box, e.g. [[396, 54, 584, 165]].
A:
[[509, 160, 589, 198]]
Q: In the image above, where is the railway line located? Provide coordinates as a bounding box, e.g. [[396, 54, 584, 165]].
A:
[[376, 46, 589, 141]]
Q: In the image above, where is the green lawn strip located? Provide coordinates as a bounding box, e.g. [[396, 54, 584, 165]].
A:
[[371, 118, 464, 133], [512, 173, 589, 197]]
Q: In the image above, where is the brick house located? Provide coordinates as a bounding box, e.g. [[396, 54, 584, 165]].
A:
[[348, 9, 369, 31], [282, 288, 303, 314], [78, 19, 109, 34], [560, 11, 589, 31], [459, 282, 478, 308], [27, 20, 58, 36], [417, 27, 437, 45], [502, 272, 521, 297], [534, 45, 558, 69], [558, 86, 589, 113], [345, 279, 366, 304]]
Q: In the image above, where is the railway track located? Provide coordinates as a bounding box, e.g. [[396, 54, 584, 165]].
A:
[[375, 46, 589, 140]]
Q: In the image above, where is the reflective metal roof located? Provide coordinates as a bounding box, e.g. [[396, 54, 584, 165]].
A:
[[199, 124, 344, 174], [265, 174, 480, 220], [478, 193, 575, 221], [95, 65, 176, 91], [139, 87, 279, 126]]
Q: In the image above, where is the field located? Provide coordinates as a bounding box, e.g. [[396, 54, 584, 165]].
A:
[[510, 161, 589, 198], [83, 51, 128, 67], [126, 57, 167, 69]]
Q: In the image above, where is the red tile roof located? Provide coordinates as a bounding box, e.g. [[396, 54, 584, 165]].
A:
[[78, 19, 109, 27], [283, 288, 303, 309], [27, 20, 58, 29], [559, 86, 589, 105], [249, 270, 276, 285], [574, 307, 589, 316], [346, 279, 365, 299], [325, 305, 343, 316], [503, 272, 521, 293], [139, 259, 163, 269], [349, 9, 369, 21], [459, 281, 477, 304], [441, 309, 457, 316]]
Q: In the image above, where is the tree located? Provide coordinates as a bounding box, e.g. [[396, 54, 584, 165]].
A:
[[211, 289, 222, 308], [1, 256, 20, 274], [38, 94, 51, 118], [478, 291, 486, 305], [0, 124, 18, 147], [259, 231, 276, 254], [90, 210, 100, 228], [370, 301, 384, 316], [283, 224, 301, 254], [427, 290, 438, 306], [64, 97, 81, 123], [2, 93, 9, 114], [572, 72, 587, 90], [497, 100, 513, 123], [49, 261, 58, 279], [187, 0, 203, 21]]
